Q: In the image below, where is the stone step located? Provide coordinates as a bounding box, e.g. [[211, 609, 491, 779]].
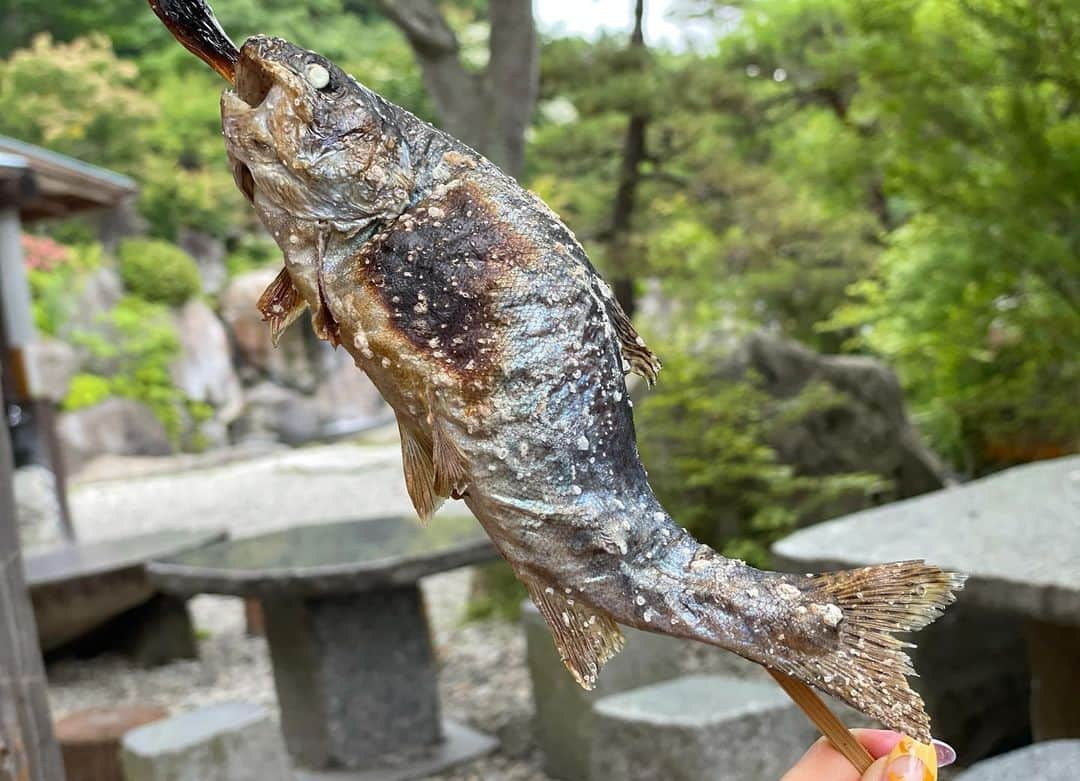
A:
[[120, 701, 291, 781], [954, 740, 1080, 780], [590, 674, 817, 781]]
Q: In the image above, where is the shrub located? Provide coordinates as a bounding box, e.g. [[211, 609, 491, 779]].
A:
[[636, 337, 884, 567], [117, 238, 202, 306], [63, 373, 111, 410], [70, 296, 188, 441]]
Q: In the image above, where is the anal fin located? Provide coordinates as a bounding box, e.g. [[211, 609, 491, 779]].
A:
[[398, 417, 441, 524], [526, 580, 625, 690], [257, 267, 308, 346]]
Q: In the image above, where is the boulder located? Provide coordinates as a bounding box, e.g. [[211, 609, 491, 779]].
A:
[[312, 357, 387, 435], [718, 331, 947, 518], [170, 299, 243, 421], [954, 741, 1080, 781], [590, 674, 815, 781], [120, 701, 291, 781], [229, 382, 321, 446], [13, 465, 62, 550], [58, 398, 172, 473], [61, 266, 124, 343], [177, 228, 227, 296], [24, 337, 78, 403], [220, 268, 334, 392]]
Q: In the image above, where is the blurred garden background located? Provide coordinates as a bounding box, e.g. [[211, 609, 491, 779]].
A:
[[1, 1, 1078, 779]]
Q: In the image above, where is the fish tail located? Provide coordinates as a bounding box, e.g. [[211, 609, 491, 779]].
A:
[[765, 560, 965, 741]]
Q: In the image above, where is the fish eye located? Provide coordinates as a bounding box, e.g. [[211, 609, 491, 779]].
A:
[[304, 62, 331, 90]]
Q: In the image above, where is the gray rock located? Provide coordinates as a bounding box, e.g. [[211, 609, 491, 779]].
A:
[[23, 336, 78, 403], [13, 465, 62, 550], [954, 741, 1080, 781], [522, 600, 685, 780], [170, 299, 243, 421], [312, 356, 387, 435], [718, 331, 947, 520], [120, 701, 291, 781], [94, 196, 146, 252], [177, 227, 227, 295], [590, 674, 815, 781], [229, 381, 321, 445], [221, 268, 335, 393], [61, 266, 123, 346], [58, 398, 172, 473]]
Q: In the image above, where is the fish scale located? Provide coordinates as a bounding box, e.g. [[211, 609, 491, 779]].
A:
[[149, 0, 965, 743]]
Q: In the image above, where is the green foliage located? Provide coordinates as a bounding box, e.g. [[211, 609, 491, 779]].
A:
[[63, 374, 112, 411], [463, 562, 529, 622], [0, 34, 157, 170], [70, 295, 191, 441], [117, 238, 202, 306], [636, 337, 887, 566], [27, 243, 104, 336]]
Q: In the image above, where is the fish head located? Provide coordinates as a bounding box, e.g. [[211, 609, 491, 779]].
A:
[[221, 35, 414, 229]]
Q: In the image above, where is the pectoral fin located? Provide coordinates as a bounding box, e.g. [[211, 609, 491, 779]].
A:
[[257, 267, 308, 346], [526, 580, 625, 690]]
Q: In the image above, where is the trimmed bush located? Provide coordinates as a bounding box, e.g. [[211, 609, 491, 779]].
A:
[[117, 238, 202, 306]]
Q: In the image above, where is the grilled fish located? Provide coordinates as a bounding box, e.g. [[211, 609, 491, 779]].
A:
[[150, 0, 964, 741]]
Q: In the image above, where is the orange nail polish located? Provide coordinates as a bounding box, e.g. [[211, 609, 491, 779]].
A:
[[884, 736, 938, 781]]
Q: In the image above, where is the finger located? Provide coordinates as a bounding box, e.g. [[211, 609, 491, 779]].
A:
[[782, 729, 903, 781]]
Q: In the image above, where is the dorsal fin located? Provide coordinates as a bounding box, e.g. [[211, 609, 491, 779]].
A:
[[525, 580, 625, 690], [257, 267, 308, 346], [606, 297, 662, 385]]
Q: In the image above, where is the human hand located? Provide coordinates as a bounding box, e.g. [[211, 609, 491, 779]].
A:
[[782, 729, 956, 781]]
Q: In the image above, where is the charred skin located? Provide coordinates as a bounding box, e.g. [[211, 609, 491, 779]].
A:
[[216, 34, 963, 741]]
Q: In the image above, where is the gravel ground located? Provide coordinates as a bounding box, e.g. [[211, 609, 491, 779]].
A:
[[46, 441, 761, 780]]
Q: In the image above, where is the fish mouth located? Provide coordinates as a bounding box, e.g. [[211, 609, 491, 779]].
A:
[[232, 39, 279, 109]]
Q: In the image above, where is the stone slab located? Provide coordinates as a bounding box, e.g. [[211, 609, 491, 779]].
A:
[[773, 456, 1080, 625], [591, 674, 815, 781], [263, 587, 441, 769], [522, 600, 686, 780], [121, 701, 291, 781], [24, 528, 226, 587], [292, 720, 497, 781], [954, 740, 1080, 780], [148, 514, 496, 598]]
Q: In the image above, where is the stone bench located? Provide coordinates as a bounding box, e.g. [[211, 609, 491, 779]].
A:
[[590, 674, 816, 781], [522, 600, 686, 780], [25, 528, 224, 663], [120, 701, 291, 781], [954, 740, 1080, 781], [55, 705, 167, 781]]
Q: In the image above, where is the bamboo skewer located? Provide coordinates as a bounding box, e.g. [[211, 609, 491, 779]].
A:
[[767, 668, 874, 774]]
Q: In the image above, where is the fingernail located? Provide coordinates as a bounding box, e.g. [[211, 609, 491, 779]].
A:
[[885, 755, 933, 781], [931, 739, 956, 767], [884, 736, 938, 781]]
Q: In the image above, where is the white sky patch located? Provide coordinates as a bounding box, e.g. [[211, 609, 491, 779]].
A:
[[535, 0, 720, 51]]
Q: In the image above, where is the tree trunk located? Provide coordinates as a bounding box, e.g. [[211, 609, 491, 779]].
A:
[[607, 0, 650, 317], [366, 0, 538, 179]]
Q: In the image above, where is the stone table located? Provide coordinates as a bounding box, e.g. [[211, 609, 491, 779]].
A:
[[773, 456, 1080, 744], [147, 513, 500, 780]]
